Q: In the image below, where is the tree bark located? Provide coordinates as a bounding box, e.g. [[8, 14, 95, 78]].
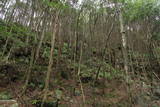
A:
[[41, 11, 59, 107], [119, 11, 129, 82], [35, 12, 48, 61]]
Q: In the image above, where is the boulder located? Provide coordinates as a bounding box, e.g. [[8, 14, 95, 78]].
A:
[[0, 100, 18, 107]]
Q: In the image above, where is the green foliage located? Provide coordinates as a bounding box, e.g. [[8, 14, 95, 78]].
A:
[[42, 43, 69, 58], [31, 99, 40, 105], [0, 20, 36, 49], [55, 89, 63, 99], [98, 62, 123, 80], [79, 63, 95, 77], [0, 91, 12, 100], [128, 51, 160, 59], [41, 0, 69, 9], [152, 20, 160, 40], [29, 82, 36, 88], [70, 57, 122, 80], [104, 93, 116, 98], [42, 46, 52, 58], [62, 43, 69, 54], [153, 32, 160, 40], [123, 0, 160, 22], [31, 99, 57, 106]]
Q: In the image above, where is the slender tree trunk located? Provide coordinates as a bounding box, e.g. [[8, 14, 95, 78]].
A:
[[95, 23, 114, 82], [7, 0, 18, 22], [77, 41, 86, 106], [35, 12, 48, 61], [22, 46, 35, 94], [119, 10, 132, 106], [41, 12, 59, 107], [0, 0, 8, 13], [56, 21, 62, 71], [25, 0, 35, 53], [119, 11, 129, 82], [2, 26, 13, 57]]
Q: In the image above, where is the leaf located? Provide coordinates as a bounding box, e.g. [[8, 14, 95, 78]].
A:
[[55, 89, 63, 99], [31, 99, 39, 104]]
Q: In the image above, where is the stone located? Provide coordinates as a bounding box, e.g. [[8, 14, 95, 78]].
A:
[[153, 88, 160, 97], [0, 100, 18, 107]]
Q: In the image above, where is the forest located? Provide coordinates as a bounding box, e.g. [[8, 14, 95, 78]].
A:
[[0, 0, 160, 107]]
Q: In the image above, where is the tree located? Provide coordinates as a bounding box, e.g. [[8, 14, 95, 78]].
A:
[[41, 11, 59, 107]]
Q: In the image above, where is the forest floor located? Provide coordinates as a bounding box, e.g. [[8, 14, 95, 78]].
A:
[[0, 61, 160, 107]]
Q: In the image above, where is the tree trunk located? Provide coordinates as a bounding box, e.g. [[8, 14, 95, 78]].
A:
[[41, 11, 59, 107], [119, 11, 129, 82], [22, 46, 35, 94], [35, 12, 48, 61]]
